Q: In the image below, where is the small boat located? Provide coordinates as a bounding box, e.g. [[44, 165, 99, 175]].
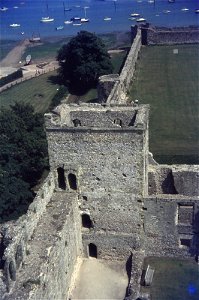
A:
[[128, 17, 136, 21], [64, 20, 73, 24], [30, 34, 41, 42], [56, 26, 64, 30], [195, 9, 199, 14], [81, 7, 89, 23], [25, 54, 31, 65], [21, 32, 25, 35], [131, 13, 140, 17], [136, 18, 146, 22], [13, 6, 19, 9], [163, 10, 171, 13], [73, 23, 82, 26], [168, 0, 175, 3], [0, 7, 8, 11], [104, 17, 111, 21], [71, 16, 81, 21], [181, 8, 189, 12], [40, 17, 54, 22], [10, 23, 21, 27], [41, 3, 54, 23]]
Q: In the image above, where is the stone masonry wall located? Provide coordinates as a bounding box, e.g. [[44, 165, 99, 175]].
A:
[[142, 25, 199, 45], [143, 196, 199, 258], [0, 175, 82, 300], [97, 28, 142, 104], [45, 103, 149, 260]]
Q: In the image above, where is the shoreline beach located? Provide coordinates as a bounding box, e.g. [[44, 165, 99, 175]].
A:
[[0, 31, 131, 69]]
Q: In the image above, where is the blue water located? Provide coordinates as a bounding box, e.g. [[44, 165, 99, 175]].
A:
[[0, 0, 199, 41]]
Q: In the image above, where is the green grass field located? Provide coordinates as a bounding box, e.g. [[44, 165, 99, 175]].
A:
[[0, 50, 126, 112], [0, 71, 66, 113], [129, 44, 199, 164], [142, 257, 199, 300]]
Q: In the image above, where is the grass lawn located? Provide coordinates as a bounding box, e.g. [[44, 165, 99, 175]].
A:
[[142, 257, 199, 300], [0, 70, 68, 114], [129, 44, 199, 164]]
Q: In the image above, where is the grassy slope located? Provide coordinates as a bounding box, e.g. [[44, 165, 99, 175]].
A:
[[142, 257, 199, 300], [129, 44, 199, 164], [0, 51, 127, 111], [0, 71, 64, 114]]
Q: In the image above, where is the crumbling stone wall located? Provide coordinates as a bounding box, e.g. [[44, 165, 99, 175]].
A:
[[141, 25, 199, 45], [0, 174, 82, 299], [143, 196, 199, 258], [148, 164, 199, 196]]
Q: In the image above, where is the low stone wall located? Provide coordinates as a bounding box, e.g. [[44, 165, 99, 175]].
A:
[[148, 164, 199, 196], [142, 25, 199, 45]]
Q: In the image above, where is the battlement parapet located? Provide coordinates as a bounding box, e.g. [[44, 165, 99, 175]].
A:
[[45, 103, 149, 131]]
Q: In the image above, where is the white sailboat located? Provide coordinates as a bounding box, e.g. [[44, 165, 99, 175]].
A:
[[63, 1, 71, 11], [40, 3, 54, 22], [81, 7, 89, 23]]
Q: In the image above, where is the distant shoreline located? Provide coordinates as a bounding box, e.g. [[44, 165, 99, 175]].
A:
[[0, 31, 131, 68]]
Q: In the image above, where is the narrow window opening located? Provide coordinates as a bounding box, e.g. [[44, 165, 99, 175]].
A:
[[73, 119, 81, 127], [88, 243, 97, 258], [57, 167, 66, 190], [82, 214, 93, 229], [180, 238, 191, 248], [68, 173, 77, 190], [114, 119, 122, 127]]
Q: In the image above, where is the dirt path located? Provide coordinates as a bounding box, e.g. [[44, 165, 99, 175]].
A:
[[0, 39, 31, 68], [70, 258, 128, 299]]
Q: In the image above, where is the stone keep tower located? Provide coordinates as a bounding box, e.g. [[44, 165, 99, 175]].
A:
[[45, 102, 149, 259]]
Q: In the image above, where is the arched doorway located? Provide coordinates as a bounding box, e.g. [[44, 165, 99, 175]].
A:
[[88, 243, 97, 258]]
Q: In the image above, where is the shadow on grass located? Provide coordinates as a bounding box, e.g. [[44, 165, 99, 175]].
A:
[[47, 74, 64, 85]]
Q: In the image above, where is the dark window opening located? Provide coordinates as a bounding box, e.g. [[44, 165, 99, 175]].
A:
[[9, 261, 16, 281], [114, 119, 122, 127], [82, 195, 88, 201], [68, 173, 77, 190], [180, 238, 191, 248], [128, 111, 137, 126], [57, 167, 66, 190], [88, 243, 97, 258], [0, 237, 5, 270], [82, 214, 93, 229], [73, 119, 81, 127]]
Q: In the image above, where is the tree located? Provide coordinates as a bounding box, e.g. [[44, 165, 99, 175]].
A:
[[0, 103, 48, 221], [57, 31, 113, 93]]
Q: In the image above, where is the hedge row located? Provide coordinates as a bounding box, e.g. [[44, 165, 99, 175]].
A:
[[0, 69, 23, 87]]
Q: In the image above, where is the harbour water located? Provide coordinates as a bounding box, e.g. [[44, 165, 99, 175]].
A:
[[0, 0, 198, 41]]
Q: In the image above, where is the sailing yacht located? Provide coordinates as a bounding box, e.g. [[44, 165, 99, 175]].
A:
[[40, 3, 54, 22], [81, 7, 89, 23]]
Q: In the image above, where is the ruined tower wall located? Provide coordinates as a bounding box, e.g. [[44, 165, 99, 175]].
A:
[[45, 104, 149, 259]]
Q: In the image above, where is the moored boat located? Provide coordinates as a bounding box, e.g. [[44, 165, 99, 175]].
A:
[[10, 23, 21, 27], [40, 17, 54, 22], [25, 54, 31, 65], [131, 13, 140, 17], [136, 18, 146, 22], [104, 17, 111, 21], [0, 7, 8, 11], [64, 20, 73, 24], [195, 9, 199, 14], [56, 26, 64, 30]]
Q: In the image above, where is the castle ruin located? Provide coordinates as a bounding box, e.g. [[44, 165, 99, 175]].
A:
[[0, 26, 198, 300]]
